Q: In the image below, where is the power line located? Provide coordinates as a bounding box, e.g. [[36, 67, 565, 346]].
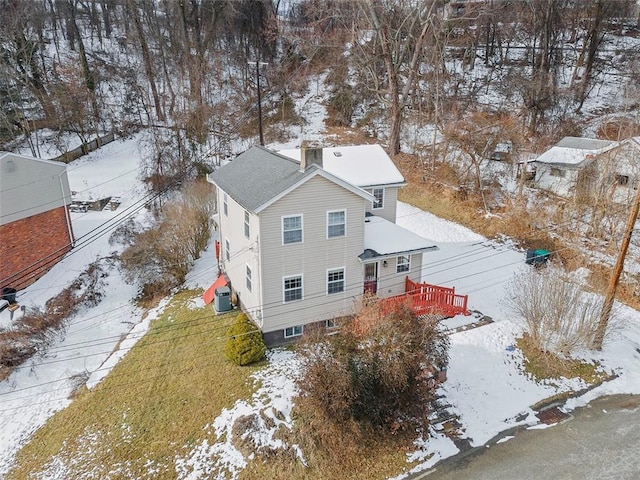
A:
[[7, 172, 185, 290], [0, 321, 268, 410], [0, 317, 230, 396], [0, 232, 568, 404]]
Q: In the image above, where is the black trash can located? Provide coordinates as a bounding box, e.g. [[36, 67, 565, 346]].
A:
[[2, 287, 17, 304]]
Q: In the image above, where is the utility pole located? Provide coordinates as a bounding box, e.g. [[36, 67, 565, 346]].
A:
[[592, 183, 640, 349], [248, 61, 268, 146]]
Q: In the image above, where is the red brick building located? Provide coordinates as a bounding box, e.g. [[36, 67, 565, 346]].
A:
[[0, 152, 75, 291]]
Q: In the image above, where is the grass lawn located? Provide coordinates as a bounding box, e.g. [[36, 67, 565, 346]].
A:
[[242, 438, 414, 480], [8, 290, 416, 480], [7, 290, 259, 479]]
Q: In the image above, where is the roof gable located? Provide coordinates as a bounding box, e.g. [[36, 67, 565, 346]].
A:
[[208, 146, 374, 213], [0, 151, 67, 176]]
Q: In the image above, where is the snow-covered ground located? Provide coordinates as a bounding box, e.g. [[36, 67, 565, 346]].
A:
[[2, 76, 640, 480], [0, 133, 162, 476]]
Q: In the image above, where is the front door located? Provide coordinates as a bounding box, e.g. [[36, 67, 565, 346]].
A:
[[364, 262, 378, 295]]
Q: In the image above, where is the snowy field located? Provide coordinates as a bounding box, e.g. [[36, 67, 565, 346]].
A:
[[2, 80, 640, 479]]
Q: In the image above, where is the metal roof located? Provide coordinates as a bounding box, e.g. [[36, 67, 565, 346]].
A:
[[555, 137, 614, 151], [536, 137, 618, 166]]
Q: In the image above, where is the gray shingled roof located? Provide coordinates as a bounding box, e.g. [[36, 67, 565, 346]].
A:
[[555, 137, 614, 150], [208, 146, 315, 212]]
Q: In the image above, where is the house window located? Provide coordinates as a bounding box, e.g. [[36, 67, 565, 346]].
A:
[[223, 193, 228, 216], [616, 174, 630, 186], [397, 255, 410, 273], [550, 167, 565, 178], [327, 268, 345, 294], [284, 325, 304, 338], [283, 275, 303, 302], [246, 265, 252, 292], [327, 210, 346, 238], [325, 319, 338, 329], [372, 188, 384, 209], [283, 215, 303, 244], [244, 210, 250, 239], [225, 239, 230, 261]]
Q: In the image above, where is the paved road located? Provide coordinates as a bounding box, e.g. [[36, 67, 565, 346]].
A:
[[423, 395, 640, 480]]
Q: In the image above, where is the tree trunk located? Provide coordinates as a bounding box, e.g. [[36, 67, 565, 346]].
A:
[[364, 1, 436, 155], [128, 0, 165, 122], [67, 0, 100, 123], [575, 1, 606, 113]]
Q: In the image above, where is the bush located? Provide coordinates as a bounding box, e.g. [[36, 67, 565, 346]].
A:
[[120, 179, 215, 297], [225, 313, 266, 366], [327, 85, 356, 127], [295, 299, 449, 453], [0, 259, 110, 379], [504, 266, 611, 356]]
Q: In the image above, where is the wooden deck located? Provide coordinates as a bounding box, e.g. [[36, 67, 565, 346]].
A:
[[381, 277, 470, 317]]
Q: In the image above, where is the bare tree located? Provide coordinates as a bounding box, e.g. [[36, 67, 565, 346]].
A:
[[353, 0, 439, 155], [126, 0, 165, 122], [504, 266, 613, 356], [0, 0, 57, 122], [443, 111, 521, 213], [65, 0, 101, 124], [570, 0, 636, 112]]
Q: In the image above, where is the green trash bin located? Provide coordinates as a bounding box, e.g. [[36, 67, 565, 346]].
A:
[[525, 249, 550, 266]]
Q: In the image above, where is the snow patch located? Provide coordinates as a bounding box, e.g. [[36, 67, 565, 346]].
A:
[[175, 349, 303, 480]]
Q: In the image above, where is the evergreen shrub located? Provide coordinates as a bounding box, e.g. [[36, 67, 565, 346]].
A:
[[225, 313, 266, 366]]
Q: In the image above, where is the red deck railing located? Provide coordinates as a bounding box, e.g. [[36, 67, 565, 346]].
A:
[[381, 277, 470, 317]]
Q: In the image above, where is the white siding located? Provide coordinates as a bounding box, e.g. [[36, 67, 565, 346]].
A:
[[535, 142, 640, 204], [600, 143, 640, 204], [216, 187, 262, 323], [365, 186, 399, 223], [259, 176, 366, 332], [0, 154, 71, 225], [377, 252, 423, 298], [534, 164, 578, 198]]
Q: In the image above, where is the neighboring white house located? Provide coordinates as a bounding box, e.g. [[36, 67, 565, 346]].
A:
[[207, 145, 437, 345], [534, 136, 640, 203]]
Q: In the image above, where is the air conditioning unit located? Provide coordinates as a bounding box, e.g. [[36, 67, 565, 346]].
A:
[[214, 286, 232, 313]]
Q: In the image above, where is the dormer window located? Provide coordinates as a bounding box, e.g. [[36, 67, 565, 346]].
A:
[[372, 188, 384, 209]]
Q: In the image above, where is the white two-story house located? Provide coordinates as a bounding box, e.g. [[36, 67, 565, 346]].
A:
[[207, 144, 437, 345]]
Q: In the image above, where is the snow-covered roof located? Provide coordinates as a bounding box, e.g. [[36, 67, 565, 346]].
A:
[[278, 144, 406, 188], [535, 137, 617, 166], [360, 215, 438, 260]]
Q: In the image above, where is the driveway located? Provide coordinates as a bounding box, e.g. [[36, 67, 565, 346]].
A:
[[422, 395, 640, 480]]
